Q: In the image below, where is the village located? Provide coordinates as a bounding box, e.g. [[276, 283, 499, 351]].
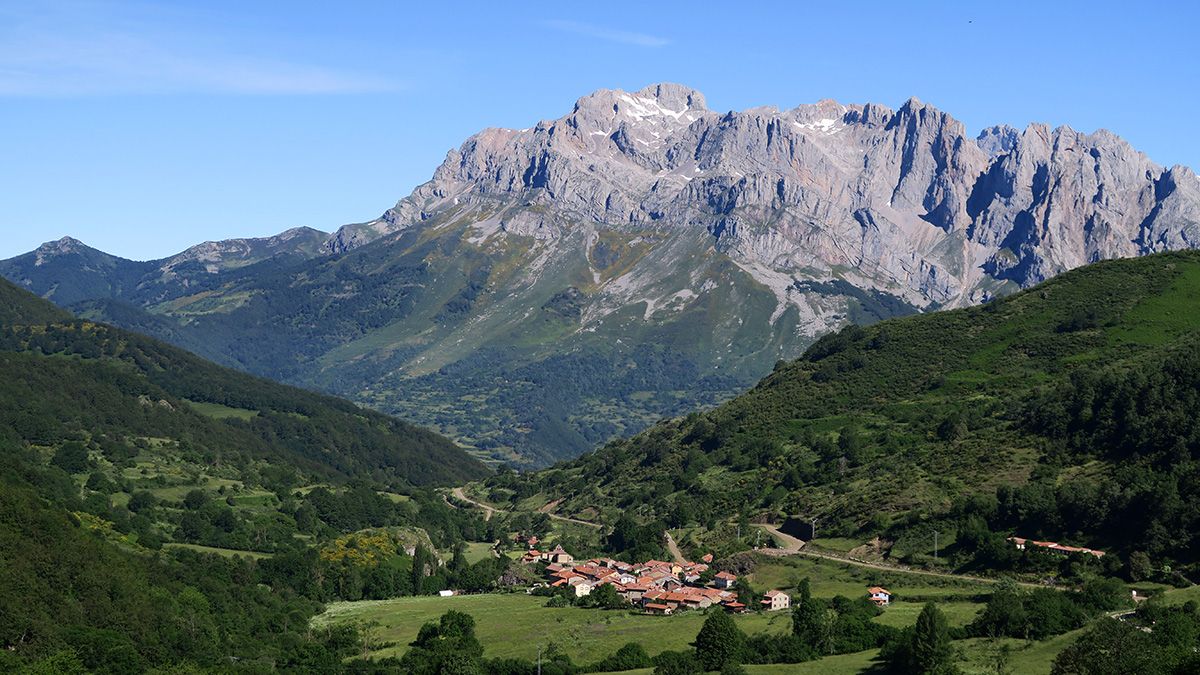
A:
[[515, 537, 893, 616]]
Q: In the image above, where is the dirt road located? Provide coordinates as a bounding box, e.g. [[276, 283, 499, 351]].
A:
[[752, 523, 1042, 589], [450, 487, 497, 521], [665, 530, 686, 563], [448, 487, 602, 529]]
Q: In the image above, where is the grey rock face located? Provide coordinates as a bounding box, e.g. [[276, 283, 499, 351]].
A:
[[158, 226, 327, 276], [325, 83, 1200, 309]]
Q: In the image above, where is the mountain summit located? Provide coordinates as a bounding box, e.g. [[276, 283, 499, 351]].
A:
[[324, 83, 1200, 311], [4, 84, 1199, 465]]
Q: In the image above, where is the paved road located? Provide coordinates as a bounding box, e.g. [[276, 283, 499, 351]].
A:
[[665, 530, 686, 563], [752, 524, 1043, 589]]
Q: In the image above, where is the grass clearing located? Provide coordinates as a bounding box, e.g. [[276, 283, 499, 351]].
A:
[[872, 601, 980, 629], [445, 542, 496, 565], [1159, 584, 1200, 606], [809, 537, 862, 552], [184, 399, 259, 420], [164, 542, 272, 559], [955, 629, 1084, 674]]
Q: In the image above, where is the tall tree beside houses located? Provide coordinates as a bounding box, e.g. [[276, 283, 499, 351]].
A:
[[885, 603, 958, 674], [694, 609, 747, 671]]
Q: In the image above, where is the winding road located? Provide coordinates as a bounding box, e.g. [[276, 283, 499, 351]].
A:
[[448, 487, 602, 530], [450, 487, 497, 521]]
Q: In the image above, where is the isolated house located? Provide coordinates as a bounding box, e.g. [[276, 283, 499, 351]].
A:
[[761, 590, 790, 611], [868, 586, 892, 606]]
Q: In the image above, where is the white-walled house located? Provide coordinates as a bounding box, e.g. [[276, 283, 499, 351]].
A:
[[868, 586, 892, 606], [761, 590, 790, 611]]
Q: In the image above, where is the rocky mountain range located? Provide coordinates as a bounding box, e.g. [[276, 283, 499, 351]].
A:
[[4, 83, 1199, 465]]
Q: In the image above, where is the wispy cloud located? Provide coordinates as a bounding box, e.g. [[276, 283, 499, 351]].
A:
[[0, 2, 400, 96], [543, 19, 669, 48]]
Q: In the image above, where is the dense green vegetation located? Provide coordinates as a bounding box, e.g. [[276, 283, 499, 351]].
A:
[[0, 277, 487, 488], [501, 251, 1200, 579], [0, 435, 368, 672], [0, 278, 507, 671], [1050, 602, 1200, 674], [966, 578, 1128, 641]]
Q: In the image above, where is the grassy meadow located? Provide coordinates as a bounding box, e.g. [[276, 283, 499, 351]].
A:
[[316, 593, 790, 664], [317, 552, 995, 669]]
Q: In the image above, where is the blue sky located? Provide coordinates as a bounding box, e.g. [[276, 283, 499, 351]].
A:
[[1, 0, 1197, 260]]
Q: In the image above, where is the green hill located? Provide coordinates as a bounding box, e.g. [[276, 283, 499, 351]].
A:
[[0, 277, 488, 488], [0, 277, 502, 671], [498, 251, 1200, 574], [0, 274, 71, 324]]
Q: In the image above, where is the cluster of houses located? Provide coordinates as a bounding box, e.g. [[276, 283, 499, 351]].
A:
[[521, 543, 574, 566], [1007, 537, 1106, 558], [522, 544, 790, 615]]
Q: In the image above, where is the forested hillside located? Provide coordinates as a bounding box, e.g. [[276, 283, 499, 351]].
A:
[[0, 278, 505, 671], [0, 277, 488, 487], [499, 251, 1200, 576]]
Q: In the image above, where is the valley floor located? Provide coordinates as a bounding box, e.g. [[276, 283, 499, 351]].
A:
[[315, 551, 1002, 671], [316, 589, 1084, 673], [315, 593, 788, 664]]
